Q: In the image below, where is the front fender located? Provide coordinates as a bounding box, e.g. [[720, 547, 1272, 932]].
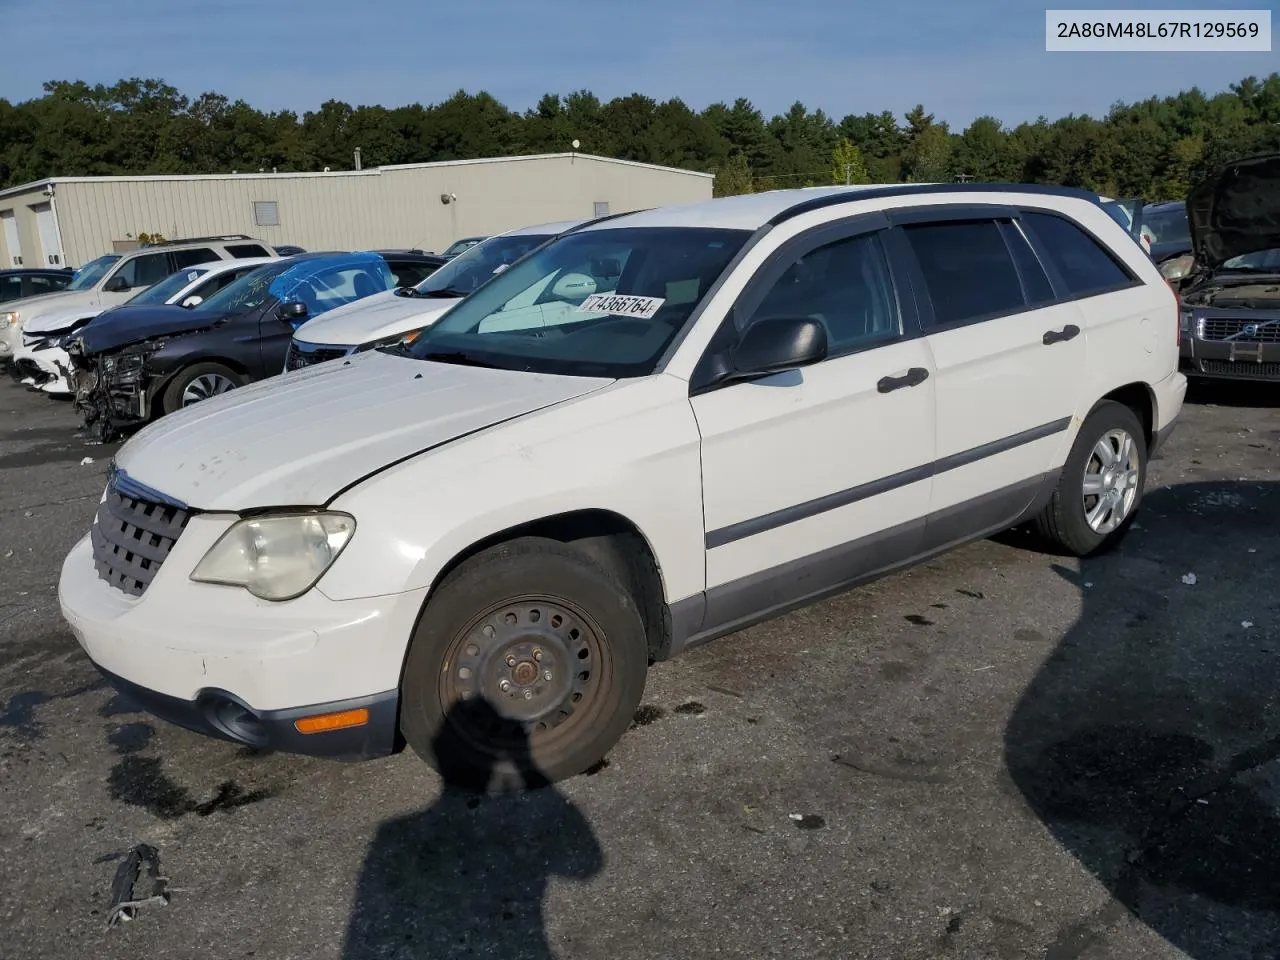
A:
[[316, 375, 706, 607]]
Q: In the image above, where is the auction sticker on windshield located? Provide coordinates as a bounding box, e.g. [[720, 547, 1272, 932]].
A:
[[578, 293, 665, 319]]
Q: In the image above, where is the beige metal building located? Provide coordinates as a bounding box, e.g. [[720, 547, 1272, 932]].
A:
[[0, 153, 715, 269]]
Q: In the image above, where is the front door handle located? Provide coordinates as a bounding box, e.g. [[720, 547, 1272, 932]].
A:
[[1043, 324, 1081, 345], [877, 367, 930, 393]]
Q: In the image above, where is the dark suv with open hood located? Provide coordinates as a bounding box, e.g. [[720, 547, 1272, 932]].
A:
[[1177, 153, 1280, 383]]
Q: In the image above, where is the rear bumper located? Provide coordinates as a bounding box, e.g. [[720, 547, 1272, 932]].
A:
[[93, 662, 400, 761]]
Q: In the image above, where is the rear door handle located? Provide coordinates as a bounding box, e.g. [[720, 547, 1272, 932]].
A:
[[1043, 324, 1081, 345], [877, 367, 930, 393]]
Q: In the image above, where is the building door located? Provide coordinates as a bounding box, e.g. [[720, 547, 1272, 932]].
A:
[[31, 202, 64, 266], [1, 211, 20, 266]]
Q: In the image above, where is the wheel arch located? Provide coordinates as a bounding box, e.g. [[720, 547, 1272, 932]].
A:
[[1097, 381, 1155, 451], [412, 509, 673, 667]]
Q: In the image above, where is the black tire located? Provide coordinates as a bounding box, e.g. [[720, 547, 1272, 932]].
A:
[[400, 536, 649, 791], [1034, 400, 1147, 557], [160, 362, 245, 415]]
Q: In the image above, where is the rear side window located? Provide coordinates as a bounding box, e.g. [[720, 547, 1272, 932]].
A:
[[903, 220, 1025, 326], [388, 261, 438, 287], [171, 248, 218, 270], [1020, 212, 1134, 297], [227, 244, 271, 258], [1000, 222, 1055, 305], [30, 274, 71, 295]]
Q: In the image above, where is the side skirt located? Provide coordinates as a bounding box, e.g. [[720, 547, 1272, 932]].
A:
[[663, 471, 1058, 660]]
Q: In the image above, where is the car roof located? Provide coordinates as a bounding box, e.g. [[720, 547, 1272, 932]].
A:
[[499, 219, 584, 238], [576, 183, 1104, 233], [183, 256, 279, 274]]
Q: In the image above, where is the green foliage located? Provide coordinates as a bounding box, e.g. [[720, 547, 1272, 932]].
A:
[[831, 138, 869, 185], [2, 74, 1279, 201], [134, 231, 166, 246]]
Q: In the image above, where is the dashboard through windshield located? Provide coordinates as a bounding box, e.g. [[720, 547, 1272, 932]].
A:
[[405, 226, 750, 378]]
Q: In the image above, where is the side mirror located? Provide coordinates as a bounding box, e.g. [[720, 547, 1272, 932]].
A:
[[730, 316, 828, 378], [277, 301, 309, 323], [104, 275, 130, 293], [181, 295, 203, 308]]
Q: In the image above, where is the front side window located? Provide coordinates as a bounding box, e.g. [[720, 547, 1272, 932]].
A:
[[68, 255, 119, 290], [1021, 212, 1134, 297], [114, 252, 172, 289], [744, 231, 900, 353], [407, 226, 750, 378], [0, 276, 21, 302], [125, 267, 210, 306], [903, 220, 1027, 326], [197, 265, 262, 298]]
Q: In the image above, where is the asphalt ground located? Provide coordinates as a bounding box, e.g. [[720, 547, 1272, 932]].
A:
[[0, 376, 1277, 960]]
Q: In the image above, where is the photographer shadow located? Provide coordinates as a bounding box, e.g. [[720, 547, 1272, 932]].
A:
[[342, 698, 603, 959], [1006, 480, 1280, 958]]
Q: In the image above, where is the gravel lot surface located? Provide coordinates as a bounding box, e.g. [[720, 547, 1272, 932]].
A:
[[1, 377, 1277, 960]]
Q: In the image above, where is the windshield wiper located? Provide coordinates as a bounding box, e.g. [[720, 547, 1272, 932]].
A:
[[417, 350, 506, 369], [420, 287, 471, 298], [394, 286, 425, 298]]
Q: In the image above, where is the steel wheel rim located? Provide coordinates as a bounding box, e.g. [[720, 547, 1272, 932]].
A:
[[1082, 427, 1140, 534], [182, 373, 237, 406], [438, 595, 613, 764]]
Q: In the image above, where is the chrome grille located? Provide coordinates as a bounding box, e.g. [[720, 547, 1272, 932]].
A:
[[285, 341, 350, 371], [1197, 317, 1280, 343], [90, 477, 191, 597]]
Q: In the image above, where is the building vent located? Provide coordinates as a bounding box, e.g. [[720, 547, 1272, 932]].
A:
[[253, 201, 280, 227]]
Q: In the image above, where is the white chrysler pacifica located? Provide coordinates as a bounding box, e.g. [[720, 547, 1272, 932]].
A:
[[59, 184, 1186, 788]]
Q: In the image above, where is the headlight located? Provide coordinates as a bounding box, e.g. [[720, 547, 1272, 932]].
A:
[[0, 311, 17, 329], [190, 512, 355, 601], [357, 328, 424, 353]]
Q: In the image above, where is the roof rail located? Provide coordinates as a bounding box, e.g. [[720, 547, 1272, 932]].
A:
[[769, 182, 1102, 226], [142, 234, 258, 248]]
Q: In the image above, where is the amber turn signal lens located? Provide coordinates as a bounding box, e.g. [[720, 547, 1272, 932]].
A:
[[294, 708, 369, 734]]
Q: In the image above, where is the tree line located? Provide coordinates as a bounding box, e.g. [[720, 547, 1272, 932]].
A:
[[1, 74, 1278, 202]]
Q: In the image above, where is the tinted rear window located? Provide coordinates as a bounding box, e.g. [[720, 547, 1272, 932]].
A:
[[227, 244, 271, 258], [1021, 212, 1134, 297], [903, 220, 1026, 326]]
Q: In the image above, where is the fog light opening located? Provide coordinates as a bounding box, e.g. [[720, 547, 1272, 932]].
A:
[[201, 693, 269, 747]]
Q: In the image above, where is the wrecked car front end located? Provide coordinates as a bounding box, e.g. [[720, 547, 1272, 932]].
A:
[[68, 335, 162, 441]]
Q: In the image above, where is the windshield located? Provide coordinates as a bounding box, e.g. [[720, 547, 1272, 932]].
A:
[[1145, 205, 1190, 245], [125, 267, 209, 306], [196, 261, 293, 314], [413, 234, 554, 297], [1223, 247, 1280, 272], [68, 255, 120, 291], [405, 226, 750, 378]]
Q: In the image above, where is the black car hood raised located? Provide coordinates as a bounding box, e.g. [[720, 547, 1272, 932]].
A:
[[80, 304, 237, 355], [1186, 152, 1280, 269]]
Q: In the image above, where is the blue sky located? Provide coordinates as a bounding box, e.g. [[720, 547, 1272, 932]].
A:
[[1, 0, 1275, 130]]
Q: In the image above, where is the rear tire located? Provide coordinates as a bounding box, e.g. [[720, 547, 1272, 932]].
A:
[[160, 362, 244, 414], [400, 537, 649, 791], [1034, 400, 1147, 556]]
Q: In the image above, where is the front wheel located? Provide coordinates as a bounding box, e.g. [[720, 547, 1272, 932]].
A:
[[1034, 400, 1147, 556], [400, 537, 649, 790], [160, 362, 244, 414]]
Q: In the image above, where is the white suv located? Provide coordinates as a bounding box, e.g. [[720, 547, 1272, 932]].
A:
[[58, 185, 1185, 788], [0, 235, 278, 361]]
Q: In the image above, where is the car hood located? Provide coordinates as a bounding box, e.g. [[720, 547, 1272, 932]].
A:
[[291, 289, 461, 347], [9, 288, 99, 323], [1186, 152, 1280, 269], [24, 303, 107, 335], [113, 350, 615, 510], [80, 304, 235, 355]]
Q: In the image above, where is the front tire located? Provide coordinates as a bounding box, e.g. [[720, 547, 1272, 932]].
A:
[[400, 537, 649, 790], [160, 362, 244, 414], [1034, 400, 1147, 556]]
